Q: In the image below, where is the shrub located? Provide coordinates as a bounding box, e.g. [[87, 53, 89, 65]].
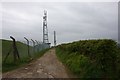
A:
[[56, 39, 119, 78]]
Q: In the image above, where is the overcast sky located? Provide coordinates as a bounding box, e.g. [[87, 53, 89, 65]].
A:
[[1, 2, 118, 45]]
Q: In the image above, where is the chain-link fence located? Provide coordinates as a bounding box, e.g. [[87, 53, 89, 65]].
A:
[[2, 36, 50, 64]]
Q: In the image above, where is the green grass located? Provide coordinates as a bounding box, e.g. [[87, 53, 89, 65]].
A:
[[1, 39, 50, 72], [3, 48, 49, 73], [56, 39, 120, 78]]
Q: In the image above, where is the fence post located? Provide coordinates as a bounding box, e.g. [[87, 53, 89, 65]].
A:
[[3, 46, 12, 63], [31, 39, 35, 53], [24, 37, 31, 58], [38, 41, 41, 51], [10, 36, 20, 63], [35, 40, 39, 52]]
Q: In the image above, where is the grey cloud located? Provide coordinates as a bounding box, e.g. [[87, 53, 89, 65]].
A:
[[2, 2, 118, 45]]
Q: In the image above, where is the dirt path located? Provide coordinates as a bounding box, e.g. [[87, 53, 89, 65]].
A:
[[3, 49, 72, 78]]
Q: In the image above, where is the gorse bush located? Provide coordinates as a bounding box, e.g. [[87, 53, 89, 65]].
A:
[[56, 39, 119, 78]]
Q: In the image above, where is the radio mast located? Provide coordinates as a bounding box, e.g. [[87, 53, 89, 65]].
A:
[[43, 10, 49, 43]]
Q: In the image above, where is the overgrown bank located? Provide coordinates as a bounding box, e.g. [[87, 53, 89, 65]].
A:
[[56, 39, 120, 78]]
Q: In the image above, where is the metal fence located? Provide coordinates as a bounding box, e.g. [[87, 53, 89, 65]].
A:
[[2, 36, 50, 64]]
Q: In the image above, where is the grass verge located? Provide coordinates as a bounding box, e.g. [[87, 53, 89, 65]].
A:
[[2, 46, 49, 73]]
